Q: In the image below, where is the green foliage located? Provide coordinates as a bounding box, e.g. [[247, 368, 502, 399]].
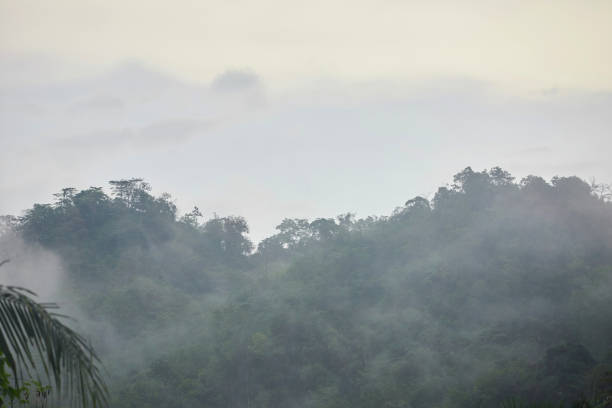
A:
[[0, 285, 108, 407], [0, 352, 28, 407], [1, 353, 54, 408], [8, 169, 612, 408]]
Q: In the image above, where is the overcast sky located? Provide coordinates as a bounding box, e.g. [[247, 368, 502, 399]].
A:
[[1, 0, 611, 242]]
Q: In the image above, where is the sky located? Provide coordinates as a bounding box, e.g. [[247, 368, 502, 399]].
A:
[[1, 0, 611, 242]]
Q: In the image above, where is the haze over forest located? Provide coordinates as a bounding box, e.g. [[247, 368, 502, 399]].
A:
[[1, 1, 612, 407], [1, 169, 612, 407]]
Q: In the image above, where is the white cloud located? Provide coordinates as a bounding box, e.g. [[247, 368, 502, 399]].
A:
[[1, 1, 611, 92]]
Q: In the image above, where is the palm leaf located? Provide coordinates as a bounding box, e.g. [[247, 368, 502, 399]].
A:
[[0, 284, 108, 407]]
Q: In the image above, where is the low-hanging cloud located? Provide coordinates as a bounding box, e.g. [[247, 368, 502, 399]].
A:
[[47, 118, 216, 153], [211, 69, 262, 93], [0, 233, 65, 304]]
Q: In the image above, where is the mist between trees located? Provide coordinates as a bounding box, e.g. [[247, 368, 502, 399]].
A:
[[1, 167, 611, 407]]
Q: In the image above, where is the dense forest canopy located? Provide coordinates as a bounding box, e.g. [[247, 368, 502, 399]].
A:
[[1, 167, 611, 407]]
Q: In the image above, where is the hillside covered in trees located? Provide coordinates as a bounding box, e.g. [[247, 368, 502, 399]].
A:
[[2, 167, 612, 407]]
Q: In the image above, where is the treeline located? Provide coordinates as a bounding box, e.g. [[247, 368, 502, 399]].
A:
[[5, 168, 612, 407], [9, 178, 252, 337]]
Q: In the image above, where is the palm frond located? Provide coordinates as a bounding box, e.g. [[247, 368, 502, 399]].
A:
[[0, 284, 108, 407]]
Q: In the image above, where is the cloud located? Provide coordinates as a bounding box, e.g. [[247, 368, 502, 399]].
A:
[[211, 69, 261, 93], [513, 146, 553, 156], [49, 118, 215, 152], [0, 234, 65, 303], [0, 61, 263, 154], [71, 95, 125, 112], [0, 53, 94, 87], [140, 119, 214, 143], [539, 88, 560, 97], [4, 1, 612, 90]]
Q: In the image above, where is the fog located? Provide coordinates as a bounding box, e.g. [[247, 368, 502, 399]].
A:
[[2, 168, 611, 407], [2, 1, 612, 407], [0, 233, 65, 302]]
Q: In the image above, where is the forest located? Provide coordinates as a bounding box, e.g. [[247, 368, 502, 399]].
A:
[[1, 167, 611, 407]]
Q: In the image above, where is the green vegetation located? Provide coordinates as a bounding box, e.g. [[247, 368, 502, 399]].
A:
[[0, 279, 108, 407], [3, 169, 612, 407]]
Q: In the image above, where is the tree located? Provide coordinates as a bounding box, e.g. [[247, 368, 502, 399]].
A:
[[203, 216, 253, 257], [180, 206, 203, 227], [0, 261, 108, 407], [108, 178, 151, 209]]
